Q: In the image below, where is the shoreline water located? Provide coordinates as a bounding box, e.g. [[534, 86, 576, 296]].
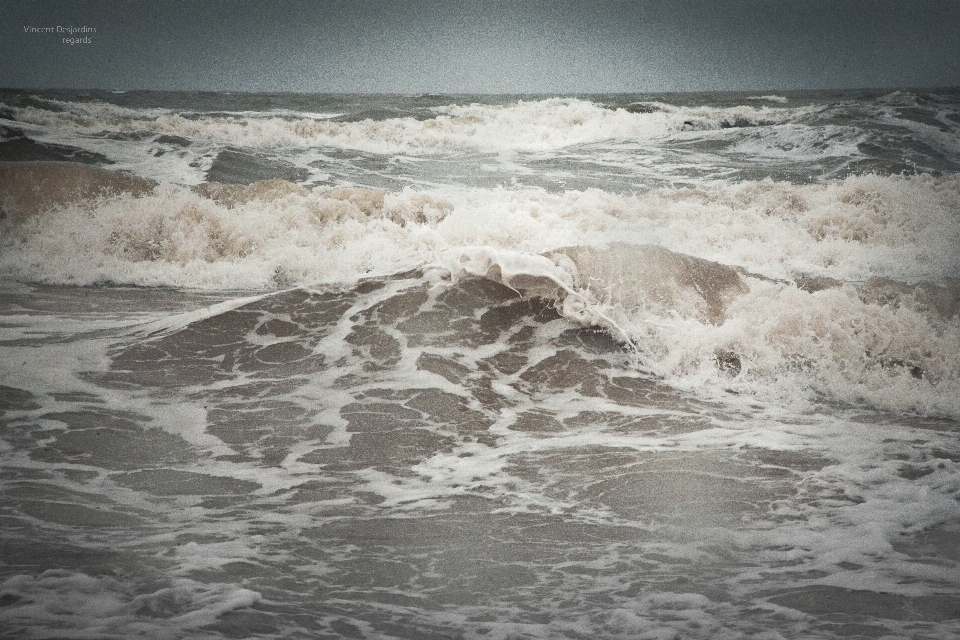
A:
[[2, 88, 959, 638]]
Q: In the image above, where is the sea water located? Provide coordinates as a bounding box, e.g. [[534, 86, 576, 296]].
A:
[[1, 88, 959, 638]]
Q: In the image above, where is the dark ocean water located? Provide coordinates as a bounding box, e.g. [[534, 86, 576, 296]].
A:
[[1, 88, 960, 638]]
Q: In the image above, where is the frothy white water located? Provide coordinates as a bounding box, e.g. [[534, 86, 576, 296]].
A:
[[7, 97, 809, 154], [456, 243, 960, 419], [747, 95, 790, 104], [2, 166, 959, 417], [4, 89, 960, 640], [3, 166, 956, 289], [0, 571, 260, 640]]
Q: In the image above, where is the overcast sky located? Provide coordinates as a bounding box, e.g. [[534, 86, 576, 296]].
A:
[[3, 0, 959, 93]]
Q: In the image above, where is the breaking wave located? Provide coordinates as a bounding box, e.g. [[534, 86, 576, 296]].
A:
[[4, 96, 810, 154], [3, 161, 958, 417]]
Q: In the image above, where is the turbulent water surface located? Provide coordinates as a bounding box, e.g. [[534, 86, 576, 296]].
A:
[[1, 88, 960, 639]]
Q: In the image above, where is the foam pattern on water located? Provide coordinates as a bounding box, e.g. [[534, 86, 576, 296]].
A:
[[1, 277, 959, 638], [3, 167, 959, 417], [5, 97, 805, 154], [5, 91, 959, 188], [2, 89, 960, 638]]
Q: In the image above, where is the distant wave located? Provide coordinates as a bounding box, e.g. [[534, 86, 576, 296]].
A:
[[747, 95, 789, 103], [4, 96, 809, 154]]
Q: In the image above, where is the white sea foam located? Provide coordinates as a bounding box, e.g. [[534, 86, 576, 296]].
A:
[[0, 571, 260, 639], [6, 97, 811, 155], [4, 168, 957, 293], [2, 167, 959, 417], [747, 95, 790, 104], [4, 90, 960, 640], [720, 122, 864, 162]]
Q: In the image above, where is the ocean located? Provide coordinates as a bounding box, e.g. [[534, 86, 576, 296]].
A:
[[1, 88, 959, 639]]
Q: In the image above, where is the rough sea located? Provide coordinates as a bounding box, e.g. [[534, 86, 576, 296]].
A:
[[1, 88, 960, 639]]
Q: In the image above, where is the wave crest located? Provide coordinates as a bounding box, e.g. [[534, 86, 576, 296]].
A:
[[5, 97, 809, 154]]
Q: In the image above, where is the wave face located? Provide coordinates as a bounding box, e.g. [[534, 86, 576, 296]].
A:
[[1, 90, 959, 417], [3, 157, 959, 417], [3, 89, 960, 188], [2, 89, 960, 638]]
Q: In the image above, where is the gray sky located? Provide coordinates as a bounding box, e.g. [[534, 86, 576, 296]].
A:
[[3, 0, 959, 93]]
